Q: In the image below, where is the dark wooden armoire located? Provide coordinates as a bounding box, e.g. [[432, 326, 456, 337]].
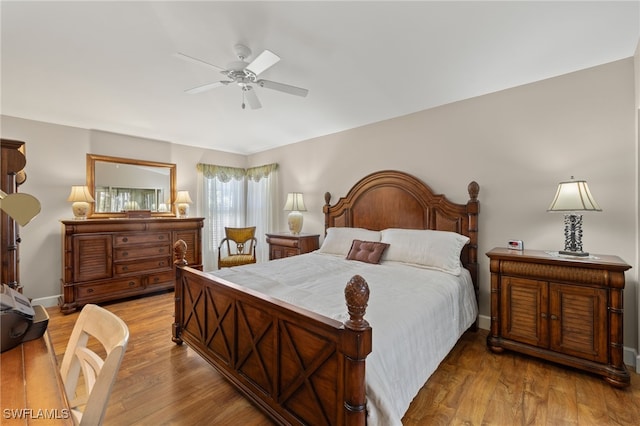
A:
[[1, 138, 27, 292]]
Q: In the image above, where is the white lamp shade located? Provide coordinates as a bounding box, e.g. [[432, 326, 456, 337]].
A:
[[547, 179, 602, 212], [67, 185, 95, 203], [283, 193, 306, 212], [175, 191, 193, 204]]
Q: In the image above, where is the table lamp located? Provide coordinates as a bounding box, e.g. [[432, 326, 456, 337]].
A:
[[547, 176, 601, 256], [175, 190, 193, 218], [67, 185, 95, 220], [284, 192, 306, 235]]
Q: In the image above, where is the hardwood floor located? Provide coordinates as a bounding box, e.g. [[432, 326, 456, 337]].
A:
[[46, 291, 640, 425]]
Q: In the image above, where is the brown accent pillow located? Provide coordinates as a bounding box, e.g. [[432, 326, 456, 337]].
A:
[[346, 240, 390, 264]]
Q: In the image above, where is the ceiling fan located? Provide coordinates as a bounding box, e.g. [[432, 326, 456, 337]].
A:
[[176, 44, 309, 110]]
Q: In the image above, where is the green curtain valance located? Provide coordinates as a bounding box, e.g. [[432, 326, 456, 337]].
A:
[[198, 163, 278, 183], [246, 163, 278, 182]]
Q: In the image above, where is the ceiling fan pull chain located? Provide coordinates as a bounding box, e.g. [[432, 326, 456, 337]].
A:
[[241, 88, 246, 109]]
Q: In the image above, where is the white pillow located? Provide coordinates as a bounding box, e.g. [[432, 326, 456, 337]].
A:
[[318, 227, 381, 256], [380, 228, 470, 275]]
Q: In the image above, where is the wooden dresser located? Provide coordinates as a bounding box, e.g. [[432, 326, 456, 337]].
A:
[[1, 139, 27, 292], [265, 232, 319, 260], [61, 217, 203, 313], [486, 247, 631, 387]]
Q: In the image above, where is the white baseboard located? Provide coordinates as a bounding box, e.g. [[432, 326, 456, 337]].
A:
[[478, 314, 490, 330], [477, 314, 637, 369], [30, 294, 61, 308]]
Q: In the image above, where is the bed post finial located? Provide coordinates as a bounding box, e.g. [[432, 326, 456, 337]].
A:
[[173, 239, 188, 266], [344, 275, 370, 331], [468, 181, 479, 201]]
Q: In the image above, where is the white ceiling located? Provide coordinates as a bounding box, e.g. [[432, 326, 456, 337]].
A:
[[2, 1, 638, 155]]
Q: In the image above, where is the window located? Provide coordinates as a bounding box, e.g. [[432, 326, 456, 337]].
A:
[[198, 163, 278, 270]]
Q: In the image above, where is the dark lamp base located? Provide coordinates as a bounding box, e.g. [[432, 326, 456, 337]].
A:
[[559, 250, 589, 257]]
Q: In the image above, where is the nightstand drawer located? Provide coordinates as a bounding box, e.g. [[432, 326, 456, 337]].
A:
[[266, 237, 299, 248], [265, 233, 320, 260]]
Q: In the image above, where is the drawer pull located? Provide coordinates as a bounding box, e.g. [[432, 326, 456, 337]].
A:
[[122, 237, 128, 243], [550, 314, 558, 320], [123, 251, 128, 257], [129, 281, 136, 287], [158, 261, 165, 266], [541, 313, 547, 319], [153, 277, 159, 283], [158, 235, 165, 240], [122, 266, 128, 271], [87, 288, 94, 293]]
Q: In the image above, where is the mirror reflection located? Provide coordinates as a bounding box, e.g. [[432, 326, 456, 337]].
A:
[[87, 154, 176, 218]]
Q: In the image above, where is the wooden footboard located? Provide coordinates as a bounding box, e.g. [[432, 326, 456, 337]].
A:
[[172, 241, 372, 425]]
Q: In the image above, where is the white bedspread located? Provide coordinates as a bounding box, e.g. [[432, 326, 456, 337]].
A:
[[209, 252, 477, 425]]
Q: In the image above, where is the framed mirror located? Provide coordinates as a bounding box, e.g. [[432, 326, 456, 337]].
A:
[[86, 154, 176, 218]]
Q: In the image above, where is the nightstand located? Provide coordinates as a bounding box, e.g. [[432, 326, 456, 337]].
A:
[[265, 233, 320, 260], [486, 247, 631, 387]]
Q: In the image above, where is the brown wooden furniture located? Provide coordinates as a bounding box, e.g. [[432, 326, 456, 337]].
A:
[[265, 232, 320, 259], [1, 331, 73, 425], [486, 247, 632, 388], [172, 170, 479, 425], [61, 217, 203, 313], [1, 139, 27, 291]]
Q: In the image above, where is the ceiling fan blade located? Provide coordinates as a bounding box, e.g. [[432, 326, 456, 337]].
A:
[[257, 79, 309, 97], [184, 81, 229, 94], [245, 50, 280, 76], [175, 52, 226, 72], [243, 86, 262, 109]]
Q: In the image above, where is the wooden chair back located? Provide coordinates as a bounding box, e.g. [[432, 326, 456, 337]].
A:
[[59, 304, 129, 425]]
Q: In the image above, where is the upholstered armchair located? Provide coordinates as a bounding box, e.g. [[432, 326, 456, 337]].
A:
[[217, 226, 257, 268]]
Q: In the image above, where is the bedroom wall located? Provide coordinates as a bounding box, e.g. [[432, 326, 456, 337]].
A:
[[1, 57, 637, 363], [249, 58, 639, 357]]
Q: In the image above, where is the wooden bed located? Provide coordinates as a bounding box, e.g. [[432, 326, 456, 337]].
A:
[[172, 170, 479, 425]]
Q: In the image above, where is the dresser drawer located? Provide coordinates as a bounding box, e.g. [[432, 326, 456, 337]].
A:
[[114, 257, 172, 275], [114, 232, 171, 246], [146, 270, 175, 290], [76, 277, 142, 299], [114, 244, 171, 261]]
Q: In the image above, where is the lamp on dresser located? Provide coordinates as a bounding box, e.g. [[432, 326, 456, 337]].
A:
[[547, 176, 601, 256], [175, 190, 193, 218], [67, 185, 95, 220], [284, 192, 306, 235]]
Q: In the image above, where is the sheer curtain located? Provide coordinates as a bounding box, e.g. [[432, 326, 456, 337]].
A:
[[246, 164, 278, 263], [198, 163, 278, 270]]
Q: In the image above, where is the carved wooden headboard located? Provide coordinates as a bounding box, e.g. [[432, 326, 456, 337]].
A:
[[323, 170, 480, 293]]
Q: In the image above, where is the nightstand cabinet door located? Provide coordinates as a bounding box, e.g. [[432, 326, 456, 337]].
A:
[[500, 277, 548, 348], [549, 283, 608, 363]]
